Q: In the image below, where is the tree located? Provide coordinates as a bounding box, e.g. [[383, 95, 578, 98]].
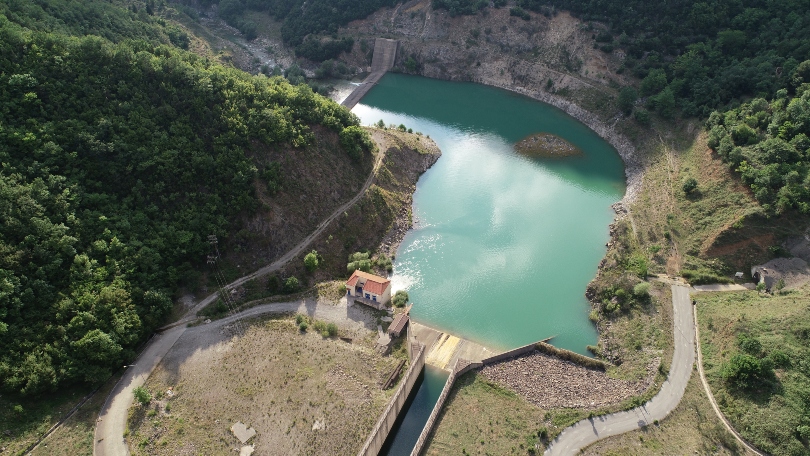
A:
[[304, 250, 319, 272], [640, 69, 667, 97], [133, 386, 151, 405], [682, 177, 698, 195], [393, 290, 409, 307], [618, 86, 638, 114]]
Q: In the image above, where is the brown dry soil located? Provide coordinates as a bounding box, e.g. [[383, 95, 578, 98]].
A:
[[231, 128, 440, 303], [126, 313, 401, 456], [514, 133, 581, 158]]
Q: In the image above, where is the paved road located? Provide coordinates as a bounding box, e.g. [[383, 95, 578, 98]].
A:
[[93, 133, 388, 456], [544, 284, 695, 455]]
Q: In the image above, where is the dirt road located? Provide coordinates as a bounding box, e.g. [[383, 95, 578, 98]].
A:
[[544, 284, 695, 455], [93, 136, 387, 456]]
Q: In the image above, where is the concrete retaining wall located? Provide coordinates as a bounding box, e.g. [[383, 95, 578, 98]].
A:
[[357, 340, 425, 456]]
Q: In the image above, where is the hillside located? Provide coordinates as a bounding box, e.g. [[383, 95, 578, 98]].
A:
[[0, 3, 374, 395]]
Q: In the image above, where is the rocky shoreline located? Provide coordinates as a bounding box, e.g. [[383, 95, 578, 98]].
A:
[[372, 130, 442, 259]]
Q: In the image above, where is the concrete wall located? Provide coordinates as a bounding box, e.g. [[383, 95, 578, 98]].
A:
[[357, 341, 425, 456], [479, 340, 543, 365]]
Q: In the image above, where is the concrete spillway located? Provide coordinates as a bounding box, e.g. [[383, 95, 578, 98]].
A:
[[341, 38, 398, 109]]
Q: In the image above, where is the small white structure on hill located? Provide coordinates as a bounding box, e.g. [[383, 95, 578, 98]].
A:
[[346, 270, 391, 308]]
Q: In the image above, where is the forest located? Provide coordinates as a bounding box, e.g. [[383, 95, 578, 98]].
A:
[[0, 1, 369, 395], [523, 0, 810, 117], [707, 62, 810, 214]]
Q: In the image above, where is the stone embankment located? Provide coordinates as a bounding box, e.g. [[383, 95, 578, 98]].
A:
[[480, 351, 649, 410]]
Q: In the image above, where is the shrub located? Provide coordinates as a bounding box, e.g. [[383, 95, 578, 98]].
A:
[[634, 108, 651, 125], [626, 253, 648, 278], [298, 321, 308, 332], [633, 282, 650, 299], [682, 177, 698, 194], [722, 353, 773, 390], [768, 350, 791, 369], [737, 334, 762, 355], [12, 404, 24, 415], [133, 386, 152, 406], [393, 290, 409, 307], [267, 275, 281, 292], [295, 314, 305, 325], [509, 7, 530, 20], [284, 276, 300, 293], [304, 250, 319, 272], [618, 86, 638, 114], [326, 323, 338, 337]]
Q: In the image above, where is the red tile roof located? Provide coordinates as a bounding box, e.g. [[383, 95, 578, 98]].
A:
[[346, 270, 390, 295]]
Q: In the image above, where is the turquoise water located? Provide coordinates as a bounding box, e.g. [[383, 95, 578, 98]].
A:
[[354, 73, 625, 354]]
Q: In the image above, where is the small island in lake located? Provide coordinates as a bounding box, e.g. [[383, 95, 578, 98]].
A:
[[514, 133, 582, 158]]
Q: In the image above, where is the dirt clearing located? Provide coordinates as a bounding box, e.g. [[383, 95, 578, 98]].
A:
[[127, 307, 402, 455]]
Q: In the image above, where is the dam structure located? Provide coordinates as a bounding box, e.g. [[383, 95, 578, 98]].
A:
[[342, 38, 399, 109]]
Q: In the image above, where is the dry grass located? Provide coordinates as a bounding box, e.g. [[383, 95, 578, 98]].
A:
[[583, 374, 748, 456], [425, 371, 586, 455], [126, 314, 401, 455]]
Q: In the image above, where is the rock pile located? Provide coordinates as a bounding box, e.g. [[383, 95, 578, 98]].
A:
[[480, 351, 646, 409]]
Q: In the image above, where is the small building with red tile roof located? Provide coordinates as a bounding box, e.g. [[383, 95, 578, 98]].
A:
[[346, 270, 391, 306]]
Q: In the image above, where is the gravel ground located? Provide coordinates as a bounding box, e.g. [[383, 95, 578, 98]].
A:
[[480, 351, 649, 410]]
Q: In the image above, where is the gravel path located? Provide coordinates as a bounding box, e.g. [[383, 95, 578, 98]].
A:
[[544, 284, 695, 455]]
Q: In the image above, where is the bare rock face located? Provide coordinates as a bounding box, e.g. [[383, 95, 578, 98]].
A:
[[515, 133, 582, 158]]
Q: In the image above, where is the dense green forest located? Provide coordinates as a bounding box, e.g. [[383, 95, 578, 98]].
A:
[[189, 0, 395, 61], [707, 62, 810, 214], [0, 2, 367, 395], [518, 0, 810, 117]]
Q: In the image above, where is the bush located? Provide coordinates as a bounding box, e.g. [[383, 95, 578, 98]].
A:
[[295, 314, 305, 325], [633, 282, 650, 299], [634, 108, 651, 125], [722, 353, 773, 390], [737, 334, 762, 355], [509, 6, 530, 20], [133, 386, 152, 406], [267, 275, 281, 292], [618, 86, 638, 114], [284, 276, 300, 293], [682, 177, 698, 194], [298, 321, 308, 332], [304, 250, 319, 272], [326, 323, 338, 337], [393, 290, 409, 307]]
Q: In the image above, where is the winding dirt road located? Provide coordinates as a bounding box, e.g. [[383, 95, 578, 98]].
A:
[[544, 284, 695, 455], [93, 136, 387, 456]]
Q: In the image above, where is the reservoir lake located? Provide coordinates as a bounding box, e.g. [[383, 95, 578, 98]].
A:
[[353, 73, 626, 355]]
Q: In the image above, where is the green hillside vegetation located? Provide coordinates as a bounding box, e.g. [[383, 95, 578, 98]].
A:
[[0, 7, 370, 395], [706, 65, 810, 214], [511, 0, 810, 117], [697, 289, 810, 455], [1, 0, 189, 47]]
